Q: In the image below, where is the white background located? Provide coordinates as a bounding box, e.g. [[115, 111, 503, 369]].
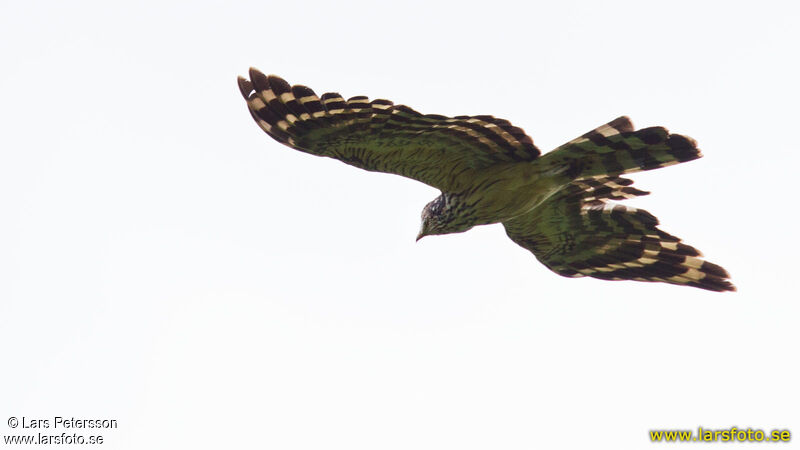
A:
[[1, 1, 798, 448]]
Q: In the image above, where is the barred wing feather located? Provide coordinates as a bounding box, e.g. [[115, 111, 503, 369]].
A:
[[238, 69, 541, 191], [503, 176, 735, 292]]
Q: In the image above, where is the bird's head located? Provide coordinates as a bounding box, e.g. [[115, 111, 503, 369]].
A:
[[416, 194, 472, 241]]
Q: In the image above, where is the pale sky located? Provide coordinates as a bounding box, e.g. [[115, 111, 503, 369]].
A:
[[1, 1, 798, 449]]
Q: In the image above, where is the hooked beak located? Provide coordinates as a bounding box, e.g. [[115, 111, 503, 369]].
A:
[[416, 225, 427, 242]]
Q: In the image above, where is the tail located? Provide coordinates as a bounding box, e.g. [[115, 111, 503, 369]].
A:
[[548, 116, 702, 180]]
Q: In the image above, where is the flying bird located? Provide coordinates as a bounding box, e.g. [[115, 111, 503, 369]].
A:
[[237, 69, 734, 292]]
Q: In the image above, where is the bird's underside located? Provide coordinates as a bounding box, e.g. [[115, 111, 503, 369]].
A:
[[238, 68, 735, 292]]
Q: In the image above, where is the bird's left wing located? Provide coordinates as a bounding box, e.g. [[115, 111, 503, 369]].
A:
[[502, 176, 735, 292], [238, 69, 541, 192]]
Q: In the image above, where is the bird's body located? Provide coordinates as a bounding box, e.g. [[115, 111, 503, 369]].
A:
[[238, 69, 734, 292], [420, 159, 568, 233]]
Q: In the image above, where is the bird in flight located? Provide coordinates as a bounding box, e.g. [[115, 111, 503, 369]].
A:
[[237, 69, 734, 292]]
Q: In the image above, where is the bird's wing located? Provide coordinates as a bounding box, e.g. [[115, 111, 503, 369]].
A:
[[238, 69, 541, 191], [502, 176, 735, 292]]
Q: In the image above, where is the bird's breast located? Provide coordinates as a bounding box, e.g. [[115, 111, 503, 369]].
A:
[[457, 163, 566, 225]]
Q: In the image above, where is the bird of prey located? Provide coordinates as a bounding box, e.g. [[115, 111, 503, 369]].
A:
[[237, 69, 734, 292]]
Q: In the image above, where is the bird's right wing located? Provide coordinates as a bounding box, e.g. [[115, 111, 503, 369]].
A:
[[238, 69, 541, 192], [502, 176, 735, 292]]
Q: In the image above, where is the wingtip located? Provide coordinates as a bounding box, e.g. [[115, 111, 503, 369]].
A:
[[248, 66, 264, 79], [709, 279, 737, 292], [267, 74, 291, 94], [612, 115, 635, 132], [237, 76, 254, 99], [248, 67, 270, 91], [666, 133, 702, 163]]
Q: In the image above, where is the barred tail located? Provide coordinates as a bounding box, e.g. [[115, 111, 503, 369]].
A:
[[550, 116, 702, 180]]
